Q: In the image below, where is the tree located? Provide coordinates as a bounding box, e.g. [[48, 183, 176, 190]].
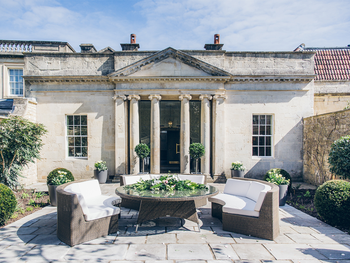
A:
[[189, 143, 205, 174], [328, 135, 350, 180], [0, 116, 47, 189], [135, 143, 150, 174]]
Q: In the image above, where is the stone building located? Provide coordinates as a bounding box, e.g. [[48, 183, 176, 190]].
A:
[[0, 35, 317, 184], [294, 44, 350, 115]]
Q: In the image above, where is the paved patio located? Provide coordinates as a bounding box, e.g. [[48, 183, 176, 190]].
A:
[[1, 183, 350, 262]]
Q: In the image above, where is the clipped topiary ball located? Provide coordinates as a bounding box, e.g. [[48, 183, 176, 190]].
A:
[[314, 180, 350, 227], [47, 168, 74, 185], [263, 168, 292, 191], [328, 135, 350, 179], [0, 183, 17, 226]]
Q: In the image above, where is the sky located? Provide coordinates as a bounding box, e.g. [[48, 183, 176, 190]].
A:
[[1, 0, 350, 52]]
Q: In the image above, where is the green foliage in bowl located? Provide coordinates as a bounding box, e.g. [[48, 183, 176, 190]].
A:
[[125, 175, 208, 192], [47, 168, 74, 185]]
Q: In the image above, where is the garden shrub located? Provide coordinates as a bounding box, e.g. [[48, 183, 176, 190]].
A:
[[328, 135, 350, 179], [263, 168, 292, 191], [0, 183, 17, 226], [314, 180, 350, 226], [47, 168, 74, 185]]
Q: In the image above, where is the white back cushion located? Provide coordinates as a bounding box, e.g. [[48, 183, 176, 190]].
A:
[[79, 180, 101, 198], [224, 179, 251, 196], [124, 174, 151, 185], [178, 175, 205, 184], [246, 182, 270, 202]]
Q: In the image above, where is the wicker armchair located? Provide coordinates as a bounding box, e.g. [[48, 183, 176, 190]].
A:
[[210, 178, 279, 240], [56, 180, 120, 246]]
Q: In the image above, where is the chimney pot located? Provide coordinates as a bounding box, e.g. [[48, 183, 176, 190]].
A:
[[130, 34, 136, 44], [214, 34, 220, 44]]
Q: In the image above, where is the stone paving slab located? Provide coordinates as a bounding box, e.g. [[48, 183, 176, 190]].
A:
[[0, 182, 349, 262]]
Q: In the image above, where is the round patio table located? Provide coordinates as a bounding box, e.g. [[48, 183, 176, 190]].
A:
[[116, 185, 218, 231]]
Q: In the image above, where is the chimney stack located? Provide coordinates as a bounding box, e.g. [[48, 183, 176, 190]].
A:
[[204, 34, 224, 50], [80, 43, 97, 53], [121, 34, 140, 51]]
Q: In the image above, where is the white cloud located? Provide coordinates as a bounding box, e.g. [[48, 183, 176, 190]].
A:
[[0, 0, 349, 51]]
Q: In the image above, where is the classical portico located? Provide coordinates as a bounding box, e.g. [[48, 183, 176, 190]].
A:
[[110, 47, 231, 179]]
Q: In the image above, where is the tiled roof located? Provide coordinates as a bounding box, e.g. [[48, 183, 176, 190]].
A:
[[304, 47, 350, 81]]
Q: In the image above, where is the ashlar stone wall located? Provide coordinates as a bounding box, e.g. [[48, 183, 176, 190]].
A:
[[303, 109, 350, 185]]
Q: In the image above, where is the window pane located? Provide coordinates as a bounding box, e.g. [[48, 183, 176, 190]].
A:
[[260, 115, 265, 124], [81, 116, 87, 126], [252, 136, 258, 145], [266, 147, 271, 156], [253, 147, 258, 156], [68, 137, 74, 146], [259, 137, 265, 146], [74, 126, 80, 136], [81, 126, 87, 136], [82, 147, 88, 157], [266, 115, 271, 125], [67, 126, 73, 135], [74, 116, 80, 126], [82, 137, 87, 146], [68, 147, 74, 157], [75, 147, 82, 157], [266, 137, 271, 146], [253, 115, 259, 124], [266, 126, 271, 135], [260, 126, 265, 135], [67, 116, 73, 125], [259, 147, 265, 156], [75, 137, 81, 146], [253, 126, 259, 135]]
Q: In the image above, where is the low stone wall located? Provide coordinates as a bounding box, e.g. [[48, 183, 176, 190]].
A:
[[303, 109, 350, 185]]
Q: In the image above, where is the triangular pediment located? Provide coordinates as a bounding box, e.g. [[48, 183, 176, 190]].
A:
[[109, 47, 232, 78]]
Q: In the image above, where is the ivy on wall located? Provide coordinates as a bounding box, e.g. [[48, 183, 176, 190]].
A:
[[303, 109, 350, 185]]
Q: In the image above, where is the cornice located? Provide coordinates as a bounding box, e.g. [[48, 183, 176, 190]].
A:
[[227, 75, 316, 83], [24, 75, 109, 84]]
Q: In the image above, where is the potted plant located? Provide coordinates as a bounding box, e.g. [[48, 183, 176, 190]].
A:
[[135, 143, 150, 174], [189, 143, 205, 174], [94, 160, 108, 184], [231, 161, 246, 178], [264, 170, 290, 206], [47, 168, 74, 206]]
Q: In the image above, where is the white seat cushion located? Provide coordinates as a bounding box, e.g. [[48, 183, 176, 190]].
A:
[[83, 196, 121, 221], [209, 193, 259, 217], [224, 179, 251, 196]]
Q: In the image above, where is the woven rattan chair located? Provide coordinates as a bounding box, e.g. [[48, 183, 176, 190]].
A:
[[56, 180, 120, 246], [211, 178, 279, 240]]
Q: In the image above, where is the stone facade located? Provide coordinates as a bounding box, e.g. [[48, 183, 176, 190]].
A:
[[303, 109, 350, 185], [1, 39, 317, 184]]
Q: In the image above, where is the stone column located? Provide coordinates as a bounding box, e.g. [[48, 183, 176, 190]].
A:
[[129, 95, 140, 174], [149, 94, 161, 174], [113, 95, 127, 176], [200, 94, 212, 176], [212, 94, 227, 177], [179, 94, 192, 174]]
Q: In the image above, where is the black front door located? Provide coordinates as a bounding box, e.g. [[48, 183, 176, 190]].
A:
[[160, 129, 180, 173]]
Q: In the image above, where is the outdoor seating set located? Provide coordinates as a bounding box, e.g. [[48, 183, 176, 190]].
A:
[[56, 175, 279, 246]]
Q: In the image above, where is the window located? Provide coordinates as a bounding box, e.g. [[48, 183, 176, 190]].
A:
[[9, 69, 23, 96], [67, 115, 88, 158], [252, 115, 272, 157]]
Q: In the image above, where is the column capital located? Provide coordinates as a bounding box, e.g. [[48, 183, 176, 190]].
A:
[[148, 94, 162, 101], [128, 94, 141, 101], [179, 94, 192, 101], [199, 94, 212, 101], [213, 94, 227, 101], [113, 95, 127, 101]]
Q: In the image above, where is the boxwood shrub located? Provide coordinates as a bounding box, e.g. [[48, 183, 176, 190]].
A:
[[47, 168, 74, 185], [0, 183, 17, 226], [263, 168, 292, 191], [328, 135, 350, 179], [314, 180, 350, 227]]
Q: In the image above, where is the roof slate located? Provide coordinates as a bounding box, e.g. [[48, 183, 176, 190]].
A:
[[305, 47, 350, 81]]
